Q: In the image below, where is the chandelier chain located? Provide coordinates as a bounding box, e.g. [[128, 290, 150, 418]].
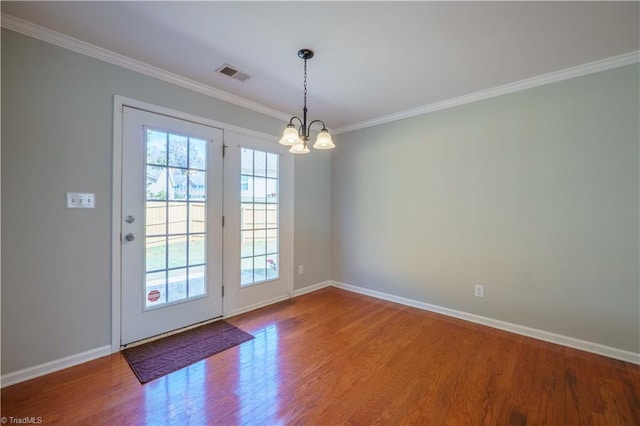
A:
[[303, 58, 308, 110]]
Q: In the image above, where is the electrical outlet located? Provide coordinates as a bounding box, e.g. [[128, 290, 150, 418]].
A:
[[298, 265, 304, 275], [474, 284, 484, 298]]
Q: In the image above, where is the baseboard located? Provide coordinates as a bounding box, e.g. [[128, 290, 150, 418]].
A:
[[293, 280, 333, 297], [224, 294, 292, 319], [1, 345, 112, 388], [330, 281, 640, 365]]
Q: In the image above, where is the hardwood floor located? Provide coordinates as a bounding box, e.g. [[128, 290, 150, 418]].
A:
[[2, 287, 639, 425]]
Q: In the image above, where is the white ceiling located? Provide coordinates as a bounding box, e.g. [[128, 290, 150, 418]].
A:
[[2, 1, 639, 132]]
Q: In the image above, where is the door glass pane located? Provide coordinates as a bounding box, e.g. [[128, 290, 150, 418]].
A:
[[168, 202, 187, 235], [143, 127, 209, 309], [146, 237, 166, 272], [189, 203, 205, 233], [146, 202, 166, 236], [146, 130, 167, 166], [189, 235, 205, 266], [168, 168, 188, 201], [168, 134, 188, 168], [146, 271, 167, 307], [168, 268, 188, 302], [188, 266, 206, 297], [168, 236, 187, 269], [240, 147, 279, 286]]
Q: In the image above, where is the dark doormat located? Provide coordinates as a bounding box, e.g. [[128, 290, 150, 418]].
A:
[[122, 320, 254, 383]]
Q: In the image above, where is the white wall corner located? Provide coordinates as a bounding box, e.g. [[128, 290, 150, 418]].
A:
[[329, 281, 640, 365], [1, 345, 112, 388]]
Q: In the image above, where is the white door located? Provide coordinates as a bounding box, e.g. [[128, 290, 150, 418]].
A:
[[223, 131, 293, 316], [121, 107, 224, 345]]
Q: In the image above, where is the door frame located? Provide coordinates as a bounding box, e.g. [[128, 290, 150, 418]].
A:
[[111, 95, 288, 352]]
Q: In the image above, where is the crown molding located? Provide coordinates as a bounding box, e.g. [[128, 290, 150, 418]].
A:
[[3, 13, 638, 135], [1, 13, 291, 123], [333, 50, 640, 135]]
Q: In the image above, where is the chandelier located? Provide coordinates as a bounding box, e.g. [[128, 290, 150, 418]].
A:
[[279, 49, 335, 154]]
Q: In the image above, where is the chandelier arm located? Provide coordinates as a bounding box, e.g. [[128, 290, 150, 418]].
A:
[[289, 116, 304, 127], [307, 120, 327, 132]]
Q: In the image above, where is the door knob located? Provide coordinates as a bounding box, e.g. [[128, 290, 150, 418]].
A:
[[125, 233, 135, 242]]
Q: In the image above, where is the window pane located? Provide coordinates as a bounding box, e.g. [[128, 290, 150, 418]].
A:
[[241, 230, 254, 258], [241, 258, 253, 286], [146, 271, 166, 307], [254, 229, 266, 256], [254, 177, 266, 203], [188, 170, 206, 201], [146, 130, 167, 166], [266, 178, 278, 204], [241, 203, 254, 230], [266, 204, 278, 229], [254, 204, 266, 229], [146, 237, 166, 272], [189, 138, 206, 170], [168, 235, 187, 268], [168, 268, 187, 302], [189, 235, 205, 266], [189, 266, 206, 297], [266, 254, 278, 280], [266, 153, 278, 178], [241, 175, 253, 203], [254, 151, 266, 177], [147, 165, 167, 200], [241, 148, 253, 175], [168, 134, 188, 168], [189, 203, 206, 233], [254, 255, 266, 282], [168, 202, 187, 235], [266, 229, 278, 254], [146, 201, 166, 236], [167, 168, 188, 201]]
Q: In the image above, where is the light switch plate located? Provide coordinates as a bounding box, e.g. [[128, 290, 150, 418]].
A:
[[66, 192, 95, 208]]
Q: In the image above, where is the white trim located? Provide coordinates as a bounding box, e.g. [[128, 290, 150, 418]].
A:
[[1, 13, 291, 123], [333, 50, 640, 134], [293, 280, 332, 297], [2, 13, 637, 136], [1, 346, 111, 388], [329, 281, 640, 365], [114, 95, 279, 142], [111, 99, 123, 353], [223, 294, 291, 319]]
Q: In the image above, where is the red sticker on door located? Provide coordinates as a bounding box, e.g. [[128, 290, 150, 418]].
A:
[[147, 290, 160, 302]]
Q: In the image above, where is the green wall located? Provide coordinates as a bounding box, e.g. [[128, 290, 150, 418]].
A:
[[332, 64, 640, 353]]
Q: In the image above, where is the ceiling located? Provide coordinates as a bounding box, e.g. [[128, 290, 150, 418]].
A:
[[2, 1, 639, 132]]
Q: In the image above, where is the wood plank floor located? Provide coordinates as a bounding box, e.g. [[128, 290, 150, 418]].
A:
[[2, 287, 639, 425]]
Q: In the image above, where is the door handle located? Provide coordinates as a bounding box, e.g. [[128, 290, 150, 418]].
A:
[[125, 233, 135, 242]]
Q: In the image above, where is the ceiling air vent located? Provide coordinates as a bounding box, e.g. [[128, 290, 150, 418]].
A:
[[216, 64, 251, 82]]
